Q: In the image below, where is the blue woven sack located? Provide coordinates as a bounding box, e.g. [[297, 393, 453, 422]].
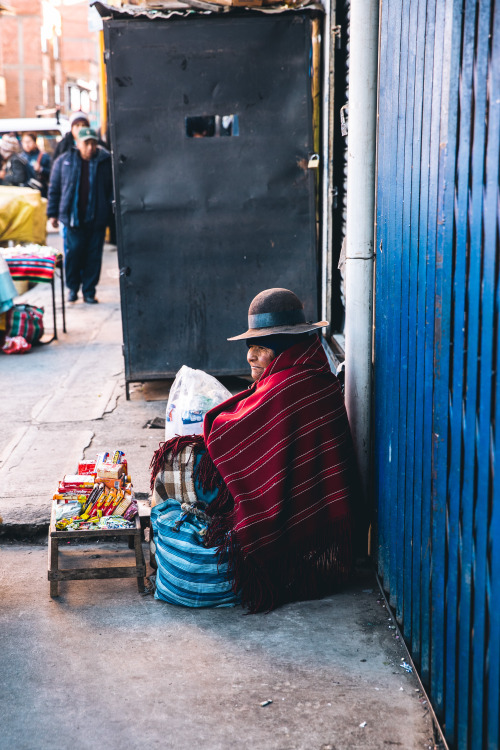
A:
[[150, 448, 238, 608]]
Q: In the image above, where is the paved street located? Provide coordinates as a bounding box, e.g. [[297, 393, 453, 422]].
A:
[[0, 241, 435, 749]]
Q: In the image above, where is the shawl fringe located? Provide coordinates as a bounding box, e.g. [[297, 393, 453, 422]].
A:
[[150, 434, 237, 532], [214, 513, 353, 614], [149, 434, 205, 492]]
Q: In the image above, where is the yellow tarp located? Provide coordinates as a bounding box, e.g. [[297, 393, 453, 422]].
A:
[[0, 186, 47, 245]]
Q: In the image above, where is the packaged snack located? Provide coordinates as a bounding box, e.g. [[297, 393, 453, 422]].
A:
[[55, 518, 72, 530], [113, 491, 133, 517], [103, 489, 123, 516], [111, 451, 127, 474], [59, 474, 95, 490], [86, 487, 107, 517], [99, 516, 134, 530], [96, 462, 125, 481], [112, 450, 125, 464], [102, 478, 123, 491], [95, 452, 109, 472], [53, 493, 88, 502], [81, 483, 103, 515], [101, 489, 117, 515], [123, 500, 138, 520], [78, 460, 96, 475]]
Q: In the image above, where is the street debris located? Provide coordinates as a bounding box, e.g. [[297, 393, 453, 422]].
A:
[[400, 661, 413, 673], [143, 416, 165, 429], [260, 700, 273, 707], [142, 576, 156, 596], [359, 721, 367, 728]]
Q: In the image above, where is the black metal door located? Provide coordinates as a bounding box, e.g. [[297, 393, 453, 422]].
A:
[[104, 13, 318, 381]]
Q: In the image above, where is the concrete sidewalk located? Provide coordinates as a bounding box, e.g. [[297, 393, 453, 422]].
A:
[[0, 238, 168, 535], [0, 244, 436, 749], [1, 543, 434, 750]]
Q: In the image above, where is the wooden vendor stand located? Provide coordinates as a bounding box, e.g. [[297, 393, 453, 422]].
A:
[[48, 500, 146, 597]]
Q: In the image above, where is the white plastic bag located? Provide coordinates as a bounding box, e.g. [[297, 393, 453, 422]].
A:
[[165, 365, 232, 441]]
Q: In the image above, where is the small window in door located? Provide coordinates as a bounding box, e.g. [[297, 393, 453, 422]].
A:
[[185, 115, 239, 138]]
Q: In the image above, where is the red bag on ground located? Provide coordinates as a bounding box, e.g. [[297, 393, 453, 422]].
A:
[[2, 335, 32, 354]]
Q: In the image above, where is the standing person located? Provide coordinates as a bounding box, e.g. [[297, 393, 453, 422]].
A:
[[47, 128, 113, 304], [21, 133, 51, 197], [0, 135, 30, 187], [51, 111, 90, 165]]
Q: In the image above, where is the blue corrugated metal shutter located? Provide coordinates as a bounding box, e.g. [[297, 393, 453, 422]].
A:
[[374, 1, 499, 747]]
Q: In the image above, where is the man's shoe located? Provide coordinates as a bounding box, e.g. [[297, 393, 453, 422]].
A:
[[84, 296, 98, 304], [68, 291, 78, 302]]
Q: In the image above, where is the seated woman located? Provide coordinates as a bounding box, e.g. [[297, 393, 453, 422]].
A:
[[150, 288, 356, 612]]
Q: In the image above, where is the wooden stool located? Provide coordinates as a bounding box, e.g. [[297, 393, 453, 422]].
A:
[[48, 502, 146, 597]]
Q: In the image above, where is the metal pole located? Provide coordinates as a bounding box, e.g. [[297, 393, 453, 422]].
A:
[[320, 0, 335, 329], [99, 31, 108, 140], [344, 0, 379, 501]]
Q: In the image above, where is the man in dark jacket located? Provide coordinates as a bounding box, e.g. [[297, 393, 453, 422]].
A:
[[47, 128, 113, 304]]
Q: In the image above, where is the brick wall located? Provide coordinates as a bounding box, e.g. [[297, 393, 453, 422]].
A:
[[0, 1, 44, 117], [0, 0, 100, 119], [60, 2, 99, 118]]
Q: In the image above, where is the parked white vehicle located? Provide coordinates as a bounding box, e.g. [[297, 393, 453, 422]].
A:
[[0, 117, 70, 157]]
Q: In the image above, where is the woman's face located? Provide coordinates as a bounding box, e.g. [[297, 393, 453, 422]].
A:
[[247, 345, 275, 382], [21, 135, 36, 153]]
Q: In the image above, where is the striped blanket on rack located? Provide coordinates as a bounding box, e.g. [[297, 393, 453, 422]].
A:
[[4, 255, 57, 282]]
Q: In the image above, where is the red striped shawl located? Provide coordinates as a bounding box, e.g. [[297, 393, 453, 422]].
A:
[[151, 335, 354, 612]]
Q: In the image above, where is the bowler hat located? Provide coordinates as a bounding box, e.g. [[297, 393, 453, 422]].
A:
[[228, 288, 328, 341]]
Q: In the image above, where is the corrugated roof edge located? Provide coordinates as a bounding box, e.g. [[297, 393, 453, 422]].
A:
[[93, 0, 323, 19]]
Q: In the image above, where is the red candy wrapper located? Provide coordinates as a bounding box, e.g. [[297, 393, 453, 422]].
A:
[[78, 460, 96, 475]]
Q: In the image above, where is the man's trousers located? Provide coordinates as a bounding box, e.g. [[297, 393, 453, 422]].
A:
[[65, 223, 106, 299]]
